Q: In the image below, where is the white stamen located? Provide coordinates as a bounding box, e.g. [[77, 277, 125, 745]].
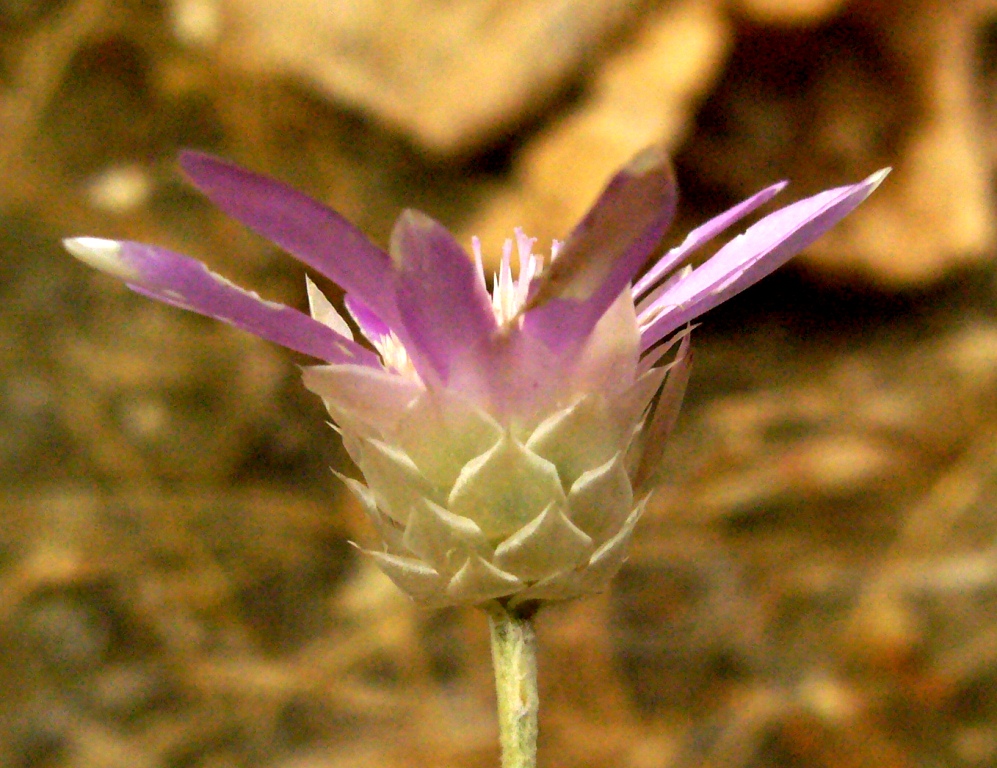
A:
[[372, 331, 418, 380], [513, 229, 538, 310], [550, 239, 563, 261], [479, 232, 552, 329], [498, 240, 516, 323], [514, 229, 536, 275]]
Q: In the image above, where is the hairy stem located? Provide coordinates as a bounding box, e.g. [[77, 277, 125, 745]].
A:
[[487, 603, 539, 768]]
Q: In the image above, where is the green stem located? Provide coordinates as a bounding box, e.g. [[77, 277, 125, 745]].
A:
[[487, 603, 539, 768]]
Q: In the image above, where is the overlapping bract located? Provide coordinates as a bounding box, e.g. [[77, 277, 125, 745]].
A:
[[64, 148, 887, 607]]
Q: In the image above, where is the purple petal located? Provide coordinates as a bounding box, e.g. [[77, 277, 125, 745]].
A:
[[64, 237, 381, 366], [639, 168, 890, 351], [633, 180, 788, 299], [344, 294, 392, 344], [389, 209, 498, 385], [179, 151, 400, 329], [523, 146, 677, 351]]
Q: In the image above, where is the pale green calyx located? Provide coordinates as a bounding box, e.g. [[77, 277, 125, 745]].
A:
[[303, 270, 688, 608]]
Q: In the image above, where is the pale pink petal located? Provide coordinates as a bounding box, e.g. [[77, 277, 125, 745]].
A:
[[301, 363, 423, 436], [179, 151, 401, 330], [639, 169, 889, 351], [344, 294, 391, 345], [523, 146, 677, 351], [389, 210, 498, 386], [633, 181, 787, 299], [64, 238, 380, 366]]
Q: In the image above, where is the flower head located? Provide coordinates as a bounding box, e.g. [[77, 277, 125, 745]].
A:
[[65, 148, 887, 608]]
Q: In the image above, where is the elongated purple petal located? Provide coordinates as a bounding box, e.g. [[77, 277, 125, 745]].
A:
[[639, 168, 890, 351], [64, 237, 381, 366], [523, 146, 677, 351], [179, 151, 400, 329], [344, 294, 392, 345], [633, 180, 788, 299], [390, 209, 498, 385]]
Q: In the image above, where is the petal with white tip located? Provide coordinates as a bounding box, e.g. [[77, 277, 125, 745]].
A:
[[64, 238, 379, 366], [639, 169, 890, 350], [633, 180, 788, 299]]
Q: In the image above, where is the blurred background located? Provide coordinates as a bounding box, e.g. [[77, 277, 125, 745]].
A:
[[3, 0, 997, 766]]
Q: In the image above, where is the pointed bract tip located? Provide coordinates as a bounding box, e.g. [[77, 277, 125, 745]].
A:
[[63, 237, 139, 282], [623, 144, 669, 176], [389, 208, 435, 269], [177, 148, 218, 175], [394, 208, 436, 239], [866, 167, 892, 191], [521, 145, 676, 317]]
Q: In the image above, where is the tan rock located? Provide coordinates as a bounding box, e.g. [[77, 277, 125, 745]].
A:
[[182, 0, 995, 287], [666, 0, 993, 287], [807, 0, 994, 285], [732, 0, 847, 25], [215, 0, 646, 156]]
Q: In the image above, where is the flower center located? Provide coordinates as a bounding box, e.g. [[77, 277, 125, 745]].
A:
[[473, 229, 559, 330], [373, 230, 562, 380], [372, 332, 418, 379]]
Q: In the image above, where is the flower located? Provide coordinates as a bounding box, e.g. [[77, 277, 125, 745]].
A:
[[64, 148, 888, 608]]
